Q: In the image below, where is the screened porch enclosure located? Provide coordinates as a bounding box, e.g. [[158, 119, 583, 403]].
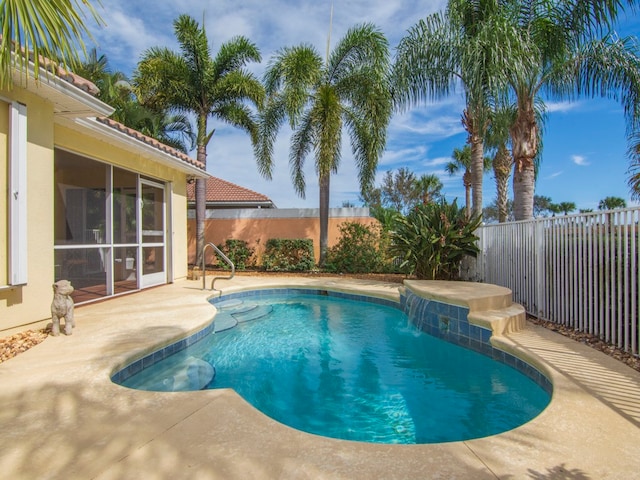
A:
[[53, 149, 167, 304]]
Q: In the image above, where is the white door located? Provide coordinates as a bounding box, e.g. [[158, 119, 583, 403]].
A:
[[140, 179, 166, 287]]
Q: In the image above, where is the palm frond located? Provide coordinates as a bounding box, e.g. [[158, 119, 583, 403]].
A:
[[0, 0, 104, 88]]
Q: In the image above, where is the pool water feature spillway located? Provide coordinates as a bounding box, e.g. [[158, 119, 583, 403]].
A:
[[401, 282, 552, 392]]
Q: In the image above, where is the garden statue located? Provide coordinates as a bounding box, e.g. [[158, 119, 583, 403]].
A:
[[51, 280, 75, 336]]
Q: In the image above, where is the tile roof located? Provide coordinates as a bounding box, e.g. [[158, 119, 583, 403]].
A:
[[56, 65, 100, 96], [9, 46, 205, 174], [95, 117, 206, 172], [187, 176, 274, 205], [14, 43, 101, 95]]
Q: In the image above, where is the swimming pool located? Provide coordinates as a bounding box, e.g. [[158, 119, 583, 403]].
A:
[[116, 289, 551, 444]]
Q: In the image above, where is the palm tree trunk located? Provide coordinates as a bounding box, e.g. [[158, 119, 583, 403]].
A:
[[318, 172, 330, 267], [195, 113, 210, 267], [493, 144, 513, 223], [511, 99, 538, 221], [463, 171, 471, 218], [195, 122, 208, 267], [195, 177, 206, 267], [463, 109, 485, 219], [470, 135, 484, 218], [513, 165, 535, 220]]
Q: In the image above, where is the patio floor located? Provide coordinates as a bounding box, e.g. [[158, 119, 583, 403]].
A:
[[0, 277, 639, 479]]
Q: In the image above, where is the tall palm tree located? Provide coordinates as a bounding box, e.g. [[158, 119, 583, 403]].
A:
[[393, 0, 515, 219], [502, 1, 640, 220], [445, 145, 491, 217], [485, 105, 516, 223], [257, 24, 391, 266], [134, 14, 264, 265], [0, 0, 103, 88]]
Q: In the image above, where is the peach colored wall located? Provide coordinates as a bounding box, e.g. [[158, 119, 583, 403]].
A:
[[187, 210, 379, 266]]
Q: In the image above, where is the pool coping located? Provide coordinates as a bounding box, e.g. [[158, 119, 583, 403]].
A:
[[0, 276, 639, 479], [114, 286, 552, 397]]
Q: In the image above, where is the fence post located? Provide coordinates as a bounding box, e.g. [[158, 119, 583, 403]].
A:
[[535, 220, 545, 319], [477, 226, 485, 282]]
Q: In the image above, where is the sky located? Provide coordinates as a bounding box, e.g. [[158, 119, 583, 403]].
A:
[[80, 0, 640, 211]]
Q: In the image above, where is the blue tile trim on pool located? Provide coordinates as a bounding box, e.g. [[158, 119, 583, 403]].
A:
[[112, 287, 552, 395], [209, 287, 401, 310], [401, 289, 552, 394], [110, 321, 215, 384]]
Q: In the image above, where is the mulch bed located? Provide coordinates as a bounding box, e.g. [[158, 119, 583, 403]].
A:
[[0, 328, 49, 364]]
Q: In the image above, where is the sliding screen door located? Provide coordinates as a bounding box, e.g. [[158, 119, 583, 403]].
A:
[[140, 179, 166, 287]]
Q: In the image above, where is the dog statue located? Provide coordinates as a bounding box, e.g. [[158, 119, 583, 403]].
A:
[[51, 280, 75, 336]]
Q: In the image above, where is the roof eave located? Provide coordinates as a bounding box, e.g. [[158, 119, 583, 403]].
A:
[[12, 59, 114, 118], [74, 117, 209, 178]]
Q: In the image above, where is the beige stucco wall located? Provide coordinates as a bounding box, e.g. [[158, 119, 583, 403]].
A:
[[0, 90, 191, 333], [0, 91, 56, 332], [187, 210, 379, 266]]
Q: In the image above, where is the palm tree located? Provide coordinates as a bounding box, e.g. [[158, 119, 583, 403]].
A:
[[0, 0, 103, 88], [413, 173, 443, 205], [598, 196, 627, 210], [134, 14, 264, 265], [257, 24, 391, 266], [445, 145, 491, 217], [446, 146, 473, 216], [555, 202, 577, 216], [393, 0, 515, 219], [501, 1, 640, 220], [483, 105, 514, 223], [137, 112, 196, 154], [78, 51, 195, 153], [75, 47, 109, 84], [533, 195, 553, 218]]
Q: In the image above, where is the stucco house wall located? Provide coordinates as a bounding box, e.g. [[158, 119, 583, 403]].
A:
[[187, 208, 379, 266], [0, 91, 57, 329], [0, 65, 206, 333]]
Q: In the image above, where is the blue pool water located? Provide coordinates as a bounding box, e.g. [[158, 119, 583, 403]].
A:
[[120, 292, 550, 444]]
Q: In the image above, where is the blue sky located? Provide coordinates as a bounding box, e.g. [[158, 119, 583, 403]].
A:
[[82, 0, 640, 211]]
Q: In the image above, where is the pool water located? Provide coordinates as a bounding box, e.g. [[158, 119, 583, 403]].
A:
[[121, 293, 550, 444]]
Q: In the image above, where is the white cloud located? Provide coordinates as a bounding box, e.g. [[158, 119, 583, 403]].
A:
[[80, 0, 632, 209], [546, 171, 563, 179], [545, 101, 581, 113], [572, 155, 590, 166]]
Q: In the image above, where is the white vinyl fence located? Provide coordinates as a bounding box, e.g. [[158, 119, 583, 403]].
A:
[[466, 207, 640, 355]]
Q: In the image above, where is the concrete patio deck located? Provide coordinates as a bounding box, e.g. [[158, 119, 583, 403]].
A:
[[1, 276, 639, 479]]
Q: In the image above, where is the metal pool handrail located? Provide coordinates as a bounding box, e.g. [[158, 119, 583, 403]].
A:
[[202, 242, 235, 291]]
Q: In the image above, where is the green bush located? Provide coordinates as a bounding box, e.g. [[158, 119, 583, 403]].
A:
[[325, 222, 388, 273], [262, 238, 315, 271], [216, 239, 255, 270], [389, 200, 481, 280]]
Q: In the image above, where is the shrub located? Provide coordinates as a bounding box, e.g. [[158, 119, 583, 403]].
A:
[[216, 239, 255, 270], [262, 238, 315, 271], [389, 200, 481, 280], [325, 222, 387, 273]]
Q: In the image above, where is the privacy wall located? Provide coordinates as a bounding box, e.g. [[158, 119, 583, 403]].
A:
[[187, 207, 378, 266]]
